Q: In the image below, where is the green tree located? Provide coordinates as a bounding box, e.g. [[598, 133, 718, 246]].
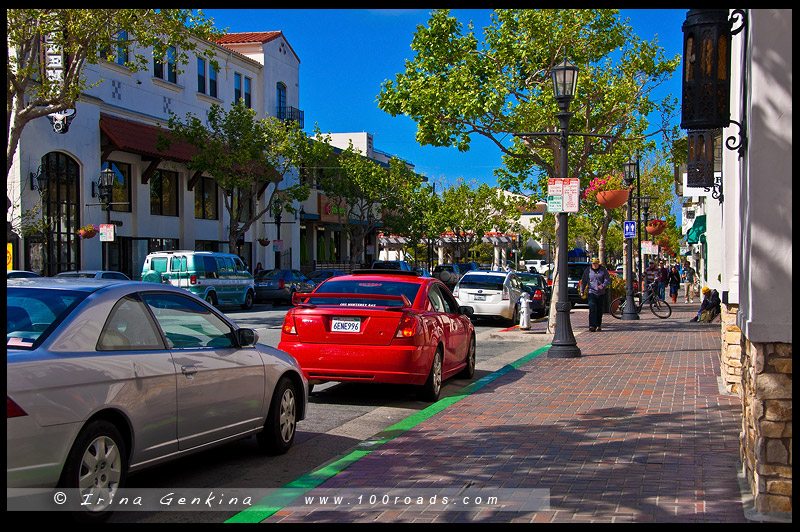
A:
[[158, 100, 331, 253], [319, 143, 419, 265], [7, 8, 221, 177], [378, 9, 680, 327]]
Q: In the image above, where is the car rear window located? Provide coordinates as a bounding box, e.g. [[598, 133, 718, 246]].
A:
[[459, 274, 505, 291], [306, 280, 421, 307], [7, 288, 89, 349]]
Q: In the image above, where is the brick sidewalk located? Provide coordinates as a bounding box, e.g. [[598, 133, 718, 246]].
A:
[[261, 301, 746, 523]]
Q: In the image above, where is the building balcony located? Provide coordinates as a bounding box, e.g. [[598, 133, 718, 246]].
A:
[[278, 106, 304, 129]]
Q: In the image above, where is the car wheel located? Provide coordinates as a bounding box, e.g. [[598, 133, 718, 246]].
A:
[[458, 334, 476, 379], [241, 290, 254, 310], [257, 376, 297, 455], [205, 292, 217, 307], [58, 419, 127, 522], [507, 304, 520, 326], [418, 348, 443, 402]]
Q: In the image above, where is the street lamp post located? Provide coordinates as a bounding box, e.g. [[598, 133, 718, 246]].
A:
[[547, 59, 581, 359], [621, 160, 640, 320]]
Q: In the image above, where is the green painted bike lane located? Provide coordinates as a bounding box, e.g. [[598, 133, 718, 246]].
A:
[[226, 343, 551, 523]]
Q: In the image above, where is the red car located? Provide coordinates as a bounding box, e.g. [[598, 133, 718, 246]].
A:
[[278, 270, 476, 401]]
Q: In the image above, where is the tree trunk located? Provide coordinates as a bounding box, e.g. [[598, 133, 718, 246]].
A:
[[546, 215, 561, 335]]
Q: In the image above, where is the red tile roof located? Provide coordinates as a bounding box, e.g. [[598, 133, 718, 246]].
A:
[[99, 114, 196, 162], [215, 31, 282, 45], [214, 31, 300, 63]]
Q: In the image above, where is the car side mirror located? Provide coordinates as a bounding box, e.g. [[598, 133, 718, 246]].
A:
[[459, 306, 474, 317], [237, 328, 259, 347]]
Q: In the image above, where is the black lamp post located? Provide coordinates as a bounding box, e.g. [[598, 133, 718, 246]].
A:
[[547, 58, 581, 359], [621, 160, 640, 320], [639, 195, 654, 290]]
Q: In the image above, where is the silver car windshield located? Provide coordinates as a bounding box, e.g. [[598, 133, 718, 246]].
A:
[[7, 288, 89, 349]]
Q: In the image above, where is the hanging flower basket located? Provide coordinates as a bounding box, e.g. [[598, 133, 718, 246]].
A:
[[646, 219, 667, 236], [595, 189, 630, 209], [77, 224, 99, 239], [583, 175, 629, 209], [257, 238, 271, 246]]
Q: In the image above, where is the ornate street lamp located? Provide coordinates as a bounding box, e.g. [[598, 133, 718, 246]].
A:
[[548, 58, 581, 359], [681, 9, 748, 200], [621, 160, 640, 320]]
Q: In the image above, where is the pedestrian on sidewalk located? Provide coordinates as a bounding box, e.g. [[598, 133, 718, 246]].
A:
[[580, 257, 611, 332], [668, 265, 682, 304], [656, 260, 669, 300], [690, 286, 721, 322], [644, 260, 658, 293], [682, 261, 697, 303]]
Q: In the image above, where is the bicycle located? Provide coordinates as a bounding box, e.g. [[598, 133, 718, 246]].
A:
[[609, 283, 672, 319]]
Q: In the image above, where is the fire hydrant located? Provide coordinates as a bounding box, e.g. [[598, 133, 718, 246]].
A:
[[519, 292, 531, 330]]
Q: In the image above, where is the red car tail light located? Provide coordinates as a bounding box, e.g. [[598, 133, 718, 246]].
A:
[[502, 286, 510, 300], [7, 397, 27, 418], [395, 314, 421, 338], [282, 312, 297, 335], [190, 274, 197, 285], [532, 289, 543, 301], [279, 279, 285, 290]]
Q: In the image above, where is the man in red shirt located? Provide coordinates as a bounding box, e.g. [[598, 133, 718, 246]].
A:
[[644, 261, 658, 292]]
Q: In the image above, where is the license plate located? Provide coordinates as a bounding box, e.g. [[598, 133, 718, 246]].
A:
[[331, 317, 361, 333], [473, 294, 486, 301]]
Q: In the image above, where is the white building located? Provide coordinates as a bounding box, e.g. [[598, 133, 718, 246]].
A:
[[8, 30, 305, 278], [680, 9, 792, 518]]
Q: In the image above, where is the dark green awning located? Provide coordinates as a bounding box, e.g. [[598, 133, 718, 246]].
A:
[[686, 214, 707, 244]]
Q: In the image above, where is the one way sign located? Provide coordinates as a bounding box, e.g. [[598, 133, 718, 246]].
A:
[[624, 221, 636, 239]]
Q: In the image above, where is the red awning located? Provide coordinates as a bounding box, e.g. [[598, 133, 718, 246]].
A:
[[99, 114, 196, 162]]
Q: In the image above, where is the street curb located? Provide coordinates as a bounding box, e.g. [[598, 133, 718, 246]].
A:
[[225, 343, 552, 523]]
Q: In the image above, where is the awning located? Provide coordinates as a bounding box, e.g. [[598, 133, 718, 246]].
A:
[[100, 114, 196, 162], [685, 214, 707, 244]]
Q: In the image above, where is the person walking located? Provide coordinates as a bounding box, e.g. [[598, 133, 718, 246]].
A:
[[644, 261, 658, 293], [682, 261, 697, 303], [656, 260, 669, 301], [580, 257, 611, 332], [668, 265, 682, 304]]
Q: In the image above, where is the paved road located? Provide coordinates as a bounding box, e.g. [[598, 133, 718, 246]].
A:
[[106, 304, 560, 523]]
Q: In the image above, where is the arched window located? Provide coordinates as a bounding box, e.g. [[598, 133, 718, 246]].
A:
[[26, 152, 81, 275]]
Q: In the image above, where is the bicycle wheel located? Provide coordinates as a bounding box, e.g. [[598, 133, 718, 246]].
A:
[[649, 297, 672, 318], [609, 297, 625, 319]]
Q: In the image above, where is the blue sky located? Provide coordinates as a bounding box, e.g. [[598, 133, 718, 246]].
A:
[[204, 9, 687, 194]]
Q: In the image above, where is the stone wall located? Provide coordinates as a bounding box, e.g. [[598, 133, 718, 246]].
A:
[[720, 304, 743, 394], [739, 336, 792, 515]]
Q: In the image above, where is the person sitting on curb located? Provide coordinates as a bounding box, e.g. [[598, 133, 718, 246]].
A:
[[690, 287, 721, 322]]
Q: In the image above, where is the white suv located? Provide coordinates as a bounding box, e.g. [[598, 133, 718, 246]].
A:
[[453, 271, 523, 325]]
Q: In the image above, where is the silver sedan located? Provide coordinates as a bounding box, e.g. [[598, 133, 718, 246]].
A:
[[7, 278, 307, 520]]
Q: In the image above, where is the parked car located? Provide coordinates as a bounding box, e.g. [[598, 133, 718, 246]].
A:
[[279, 270, 475, 402], [516, 272, 551, 318], [548, 262, 590, 307], [55, 270, 130, 280], [432, 262, 479, 290], [371, 260, 412, 271], [6, 270, 42, 279], [7, 278, 307, 521], [140, 251, 255, 310], [453, 270, 524, 325], [255, 269, 315, 304], [307, 269, 347, 284]]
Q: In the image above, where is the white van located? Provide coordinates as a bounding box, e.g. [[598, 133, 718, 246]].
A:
[[141, 251, 256, 310]]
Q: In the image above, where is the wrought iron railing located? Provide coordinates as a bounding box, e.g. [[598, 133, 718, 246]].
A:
[[277, 106, 304, 128]]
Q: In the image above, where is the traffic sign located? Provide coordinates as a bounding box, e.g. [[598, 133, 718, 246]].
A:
[[547, 178, 580, 213], [624, 221, 636, 239]]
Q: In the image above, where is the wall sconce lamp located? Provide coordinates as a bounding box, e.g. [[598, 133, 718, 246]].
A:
[[681, 9, 748, 201], [29, 166, 48, 192]]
